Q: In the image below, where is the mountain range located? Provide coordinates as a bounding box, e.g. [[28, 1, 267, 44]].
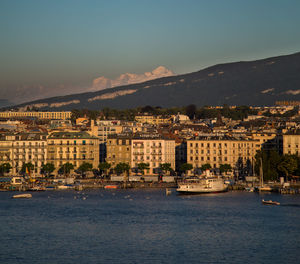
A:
[[6, 52, 300, 111]]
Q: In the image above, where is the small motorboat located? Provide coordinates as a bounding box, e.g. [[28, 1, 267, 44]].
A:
[[104, 185, 118, 189], [262, 199, 280, 205], [13, 193, 32, 199]]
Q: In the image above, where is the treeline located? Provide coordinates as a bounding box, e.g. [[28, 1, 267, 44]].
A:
[[71, 105, 258, 121], [255, 150, 300, 181]]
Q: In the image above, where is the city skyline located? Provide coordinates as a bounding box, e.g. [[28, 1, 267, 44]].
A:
[[1, 0, 300, 103]]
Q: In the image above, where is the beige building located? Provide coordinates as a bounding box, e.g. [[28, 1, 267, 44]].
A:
[[0, 132, 47, 175], [187, 135, 260, 175], [106, 134, 132, 169], [283, 132, 300, 155], [0, 111, 71, 120], [47, 131, 99, 172], [135, 114, 172, 125], [131, 135, 175, 175]]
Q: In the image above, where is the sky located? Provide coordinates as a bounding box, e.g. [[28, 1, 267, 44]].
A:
[[1, 0, 300, 104]]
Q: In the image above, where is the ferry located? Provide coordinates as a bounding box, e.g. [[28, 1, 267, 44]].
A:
[[177, 170, 228, 194]]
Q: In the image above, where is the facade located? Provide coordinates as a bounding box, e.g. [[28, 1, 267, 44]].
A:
[[106, 134, 132, 168], [187, 135, 260, 175], [135, 114, 172, 125], [0, 133, 47, 175], [131, 135, 175, 175], [0, 111, 71, 120], [47, 131, 99, 172], [283, 132, 300, 155]]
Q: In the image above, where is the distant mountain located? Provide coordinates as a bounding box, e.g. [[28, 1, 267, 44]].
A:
[[0, 99, 13, 108], [91, 66, 174, 91], [7, 52, 300, 111]]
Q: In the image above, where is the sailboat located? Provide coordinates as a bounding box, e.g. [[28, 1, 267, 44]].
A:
[[258, 158, 272, 192]]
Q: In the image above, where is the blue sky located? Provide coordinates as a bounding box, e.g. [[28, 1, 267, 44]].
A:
[[1, 0, 300, 102]]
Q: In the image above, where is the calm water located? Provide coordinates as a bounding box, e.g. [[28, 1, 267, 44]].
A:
[[1, 189, 300, 264]]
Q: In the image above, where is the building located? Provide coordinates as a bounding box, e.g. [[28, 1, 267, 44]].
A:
[[187, 135, 260, 176], [282, 131, 300, 155], [131, 134, 175, 175], [106, 134, 133, 169], [0, 111, 71, 120], [47, 131, 99, 173], [0, 132, 48, 175], [135, 114, 172, 125], [90, 120, 123, 162]]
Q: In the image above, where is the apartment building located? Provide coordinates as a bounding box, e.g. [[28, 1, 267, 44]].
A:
[[135, 114, 172, 125], [0, 111, 71, 120], [282, 131, 300, 155], [131, 134, 175, 175], [0, 132, 47, 175], [106, 134, 132, 168], [187, 135, 260, 175], [47, 131, 99, 172]]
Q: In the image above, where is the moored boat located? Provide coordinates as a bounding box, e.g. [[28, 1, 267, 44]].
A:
[[177, 171, 228, 194], [104, 185, 118, 189], [12, 193, 32, 199]]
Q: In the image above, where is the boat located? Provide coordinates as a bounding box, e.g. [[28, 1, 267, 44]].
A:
[[104, 185, 118, 189], [12, 193, 32, 199], [262, 199, 280, 205], [257, 158, 272, 192], [176, 170, 228, 194]]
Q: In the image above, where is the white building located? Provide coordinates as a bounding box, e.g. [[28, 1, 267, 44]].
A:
[[131, 135, 175, 175]]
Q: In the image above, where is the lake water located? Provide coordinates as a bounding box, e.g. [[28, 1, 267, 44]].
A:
[[1, 189, 300, 264]]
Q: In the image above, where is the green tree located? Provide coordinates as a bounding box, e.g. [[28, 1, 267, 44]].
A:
[[201, 163, 211, 171], [77, 162, 93, 178], [98, 162, 111, 176], [179, 163, 193, 175], [0, 163, 12, 176], [159, 163, 172, 175], [115, 162, 131, 181], [21, 162, 34, 175], [219, 164, 232, 175], [41, 163, 55, 177], [58, 162, 74, 176], [137, 163, 150, 175], [277, 155, 298, 180]]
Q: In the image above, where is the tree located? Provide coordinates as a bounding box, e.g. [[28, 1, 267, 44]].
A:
[[277, 155, 298, 180], [137, 163, 150, 175], [201, 163, 211, 171], [58, 162, 74, 176], [179, 163, 193, 175], [77, 162, 93, 178], [219, 164, 232, 175], [0, 163, 12, 176], [98, 162, 111, 176], [160, 163, 172, 176], [21, 162, 34, 175], [41, 163, 55, 177], [185, 104, 197, 119], [115, 162, 131, 181]]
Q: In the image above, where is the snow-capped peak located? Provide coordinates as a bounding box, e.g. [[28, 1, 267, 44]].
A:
[[91, 66, 174, 91]]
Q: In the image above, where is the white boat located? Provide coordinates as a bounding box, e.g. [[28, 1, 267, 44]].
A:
[[262, 199, 280, 205], [12, 193, 32, 199], [177, 171, 228, 194]]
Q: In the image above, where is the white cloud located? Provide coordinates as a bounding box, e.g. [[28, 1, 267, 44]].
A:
[[261, 88, 275, 94]]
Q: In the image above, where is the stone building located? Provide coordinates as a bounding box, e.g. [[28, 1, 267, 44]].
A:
[[186, 135, 260, 176], [131, 134, 175, 175], [47, 131, 99, 173]]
